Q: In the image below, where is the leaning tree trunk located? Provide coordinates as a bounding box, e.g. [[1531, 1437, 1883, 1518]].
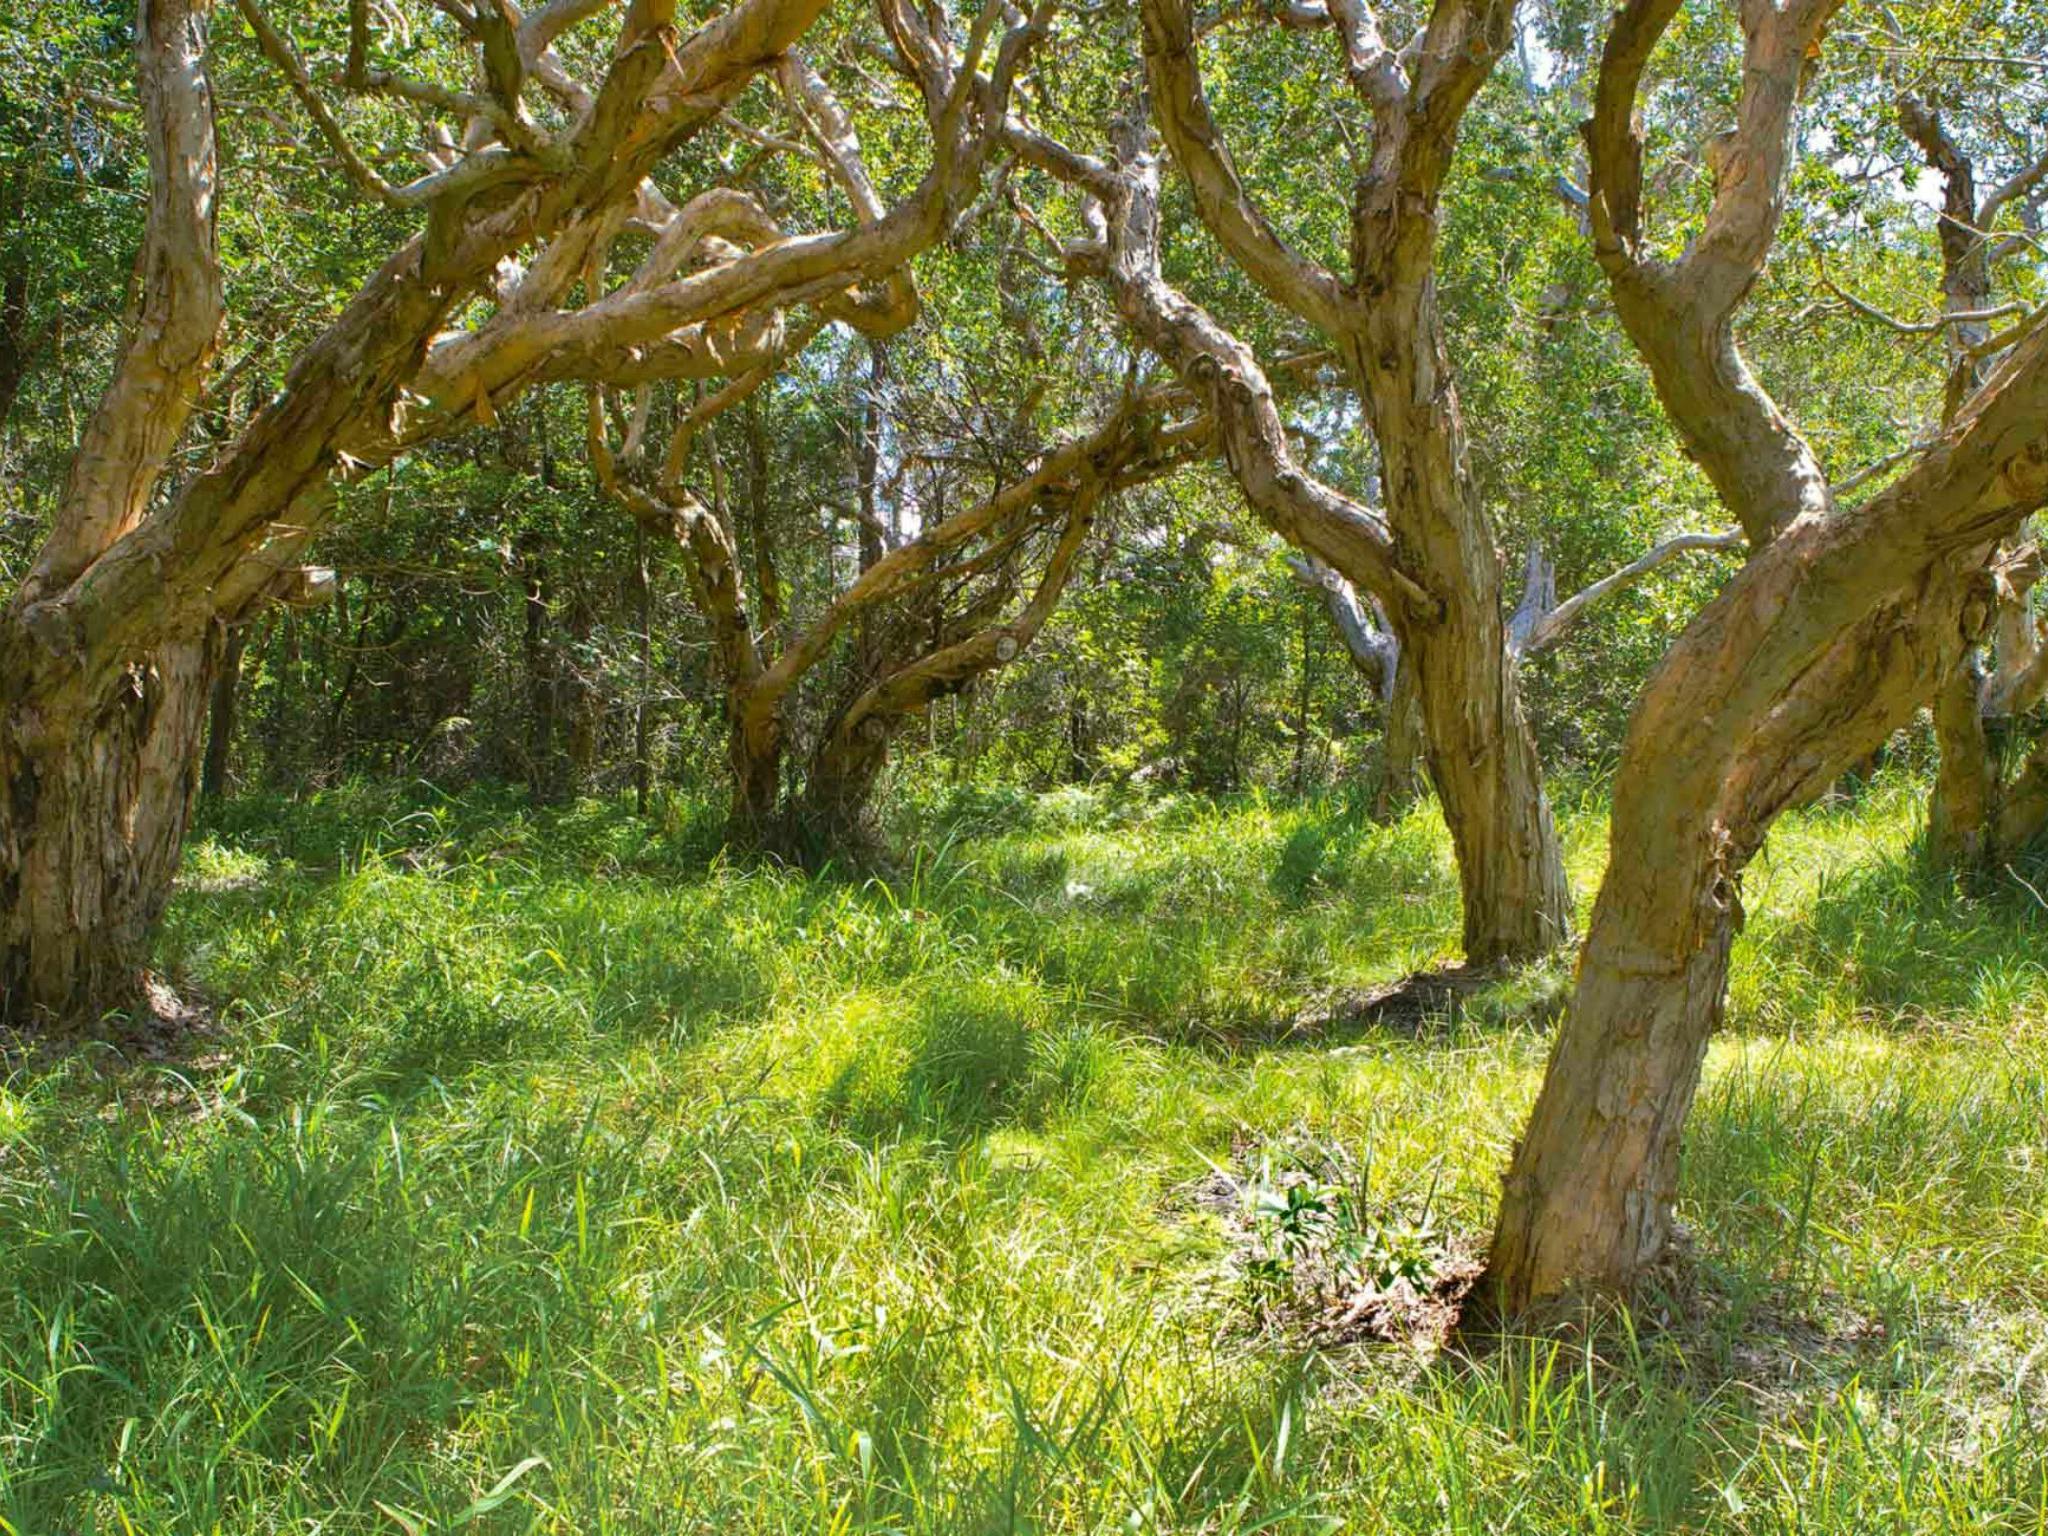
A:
[[1482, 599, 1954, 1308], [1, 637, 217, 1024], [1483, 832, 1742, 1305], [1344, 307, 1571, 967], [1484, 342, 2048, 1309], [4, 0, 844, 1025]]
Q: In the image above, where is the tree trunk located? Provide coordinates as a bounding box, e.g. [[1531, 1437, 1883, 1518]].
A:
[[729, 736, 784, 841], [200, 620, 249, 800], [1483, 592, 1985, 1310], [798, 715, 892, 859], [521, 556, 558, 804], [1, 637, 216, 1024], [1343, 309, 1571, 966], [1484, 868, 1737, 1307], [1927, 656, 1994, 871], [633, 523, 654, 817], [1067, 687, 1089, 783], [1484, 344, 2048, 1309], [563, 599, 603, 790], [1377, 656, 1425, 818]]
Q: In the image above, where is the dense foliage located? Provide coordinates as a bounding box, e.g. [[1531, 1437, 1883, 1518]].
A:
[[7, 0, 2016, 810]]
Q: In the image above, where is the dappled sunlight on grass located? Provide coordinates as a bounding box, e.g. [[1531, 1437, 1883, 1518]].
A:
[[1, 776, 2044, 1531]]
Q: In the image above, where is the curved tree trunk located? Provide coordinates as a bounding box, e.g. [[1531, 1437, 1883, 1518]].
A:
[[0, 0, 222, 1024], [1114, 0, 1569, 964], [5, 0, 850, 1024], [1484, 338, 2048, 1312]]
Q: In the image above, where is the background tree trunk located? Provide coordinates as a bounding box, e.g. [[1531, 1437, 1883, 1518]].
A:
[[1378, 660, 1425, 817], [1927, 657, 1995, 870], [201, 621, 250, 801], [799, 715, 893, 858]]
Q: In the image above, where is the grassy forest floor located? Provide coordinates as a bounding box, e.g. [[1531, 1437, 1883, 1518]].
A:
[[3, 774, 2047, 1533]]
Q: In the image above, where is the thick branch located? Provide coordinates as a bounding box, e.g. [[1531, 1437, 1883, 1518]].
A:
[[1139, 0, 1350, 332], [1583, 0, 1836, 546], [1019, 126, 1428, 621], [1286, 554, 1396, 694], [21, 0, 223, 606], [17, 0, 835, 682]]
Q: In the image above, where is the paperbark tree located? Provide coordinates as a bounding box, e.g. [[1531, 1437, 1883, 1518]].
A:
[[1125, 0, 1572, 965], [1006, 0, 1571, 964], [595, 340, 1211, 850], [570, 0, 1090, 849], [1484, 0, 2048, 1312], [0, 0, 225, 1023], [0, 0, 845, 1023]]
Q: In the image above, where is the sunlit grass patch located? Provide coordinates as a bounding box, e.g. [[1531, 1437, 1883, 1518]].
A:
[[2, 775, 2045, 1532]]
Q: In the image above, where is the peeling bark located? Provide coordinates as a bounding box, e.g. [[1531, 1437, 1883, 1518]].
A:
[[0, 0, 223, 1024], [1484, 0, 2048, 1310], [1, 637, 218, 1023], [1899, 93, 2044, 873]]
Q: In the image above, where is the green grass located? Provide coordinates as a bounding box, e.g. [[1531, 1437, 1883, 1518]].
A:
[[2, 773, 2046, 1532]]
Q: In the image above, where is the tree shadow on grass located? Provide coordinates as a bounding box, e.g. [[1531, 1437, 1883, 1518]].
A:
[[815, 973, 1114, 1148]]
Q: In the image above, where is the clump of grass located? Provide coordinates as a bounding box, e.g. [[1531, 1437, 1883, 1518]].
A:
[[0, 773, 2043, 1532]]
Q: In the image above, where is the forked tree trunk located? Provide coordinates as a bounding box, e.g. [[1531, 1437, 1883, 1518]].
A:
[[0, 0, 222, 1024], [1476, 0, 2048, 1314], [1484, 343, 2048, 1312], [1115, 0, 1569, 963], [1, 637, 217, 1024]]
